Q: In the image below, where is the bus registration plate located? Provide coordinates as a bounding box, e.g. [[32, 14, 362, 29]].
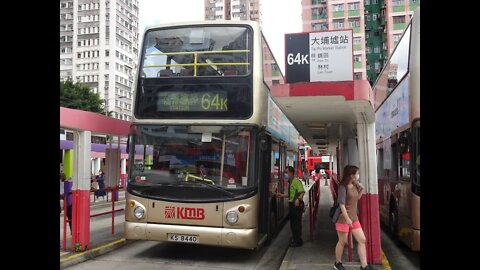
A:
[[167, 234, 199, 243]]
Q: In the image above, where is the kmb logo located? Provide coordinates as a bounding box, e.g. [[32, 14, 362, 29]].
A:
[[165, 206, 205, 220]]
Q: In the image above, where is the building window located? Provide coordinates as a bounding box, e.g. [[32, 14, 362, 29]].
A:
[[374, 47, 380, 53], [372, 14, 377, 21], [393, 34, 402, 43], [364, 0, 370, 5], [354, 72, 363, 80], [365, 14, 370, 21], [354, 55, 362, 62], [332, 20, 344, 29], [349, 19, 360, 28], [393, 16, 406, 24], [312, 22, 328, 31], [348, 2, 360, 10], [333, 4, 344, 11], [354, 37, 362, 45], [392, 0, 404, 6]]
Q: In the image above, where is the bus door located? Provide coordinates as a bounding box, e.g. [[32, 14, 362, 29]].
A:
[[397, 130, 412, 241], [267, 140, 280, 235], [258, 133, 272, 237], [411, 119, 420, 197], [410, 118, 420, 249], [278, 143, 288, 222]]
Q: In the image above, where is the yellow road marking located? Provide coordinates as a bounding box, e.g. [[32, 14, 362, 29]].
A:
[[60, 238, 126, 263], [381, 249, 392, 270]]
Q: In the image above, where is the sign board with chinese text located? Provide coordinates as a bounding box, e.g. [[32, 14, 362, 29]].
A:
[[285, 30, 353, 83]]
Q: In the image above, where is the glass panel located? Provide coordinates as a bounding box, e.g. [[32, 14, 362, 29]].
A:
[[129, 125, 255, 190], [141, 26, 251, 78]]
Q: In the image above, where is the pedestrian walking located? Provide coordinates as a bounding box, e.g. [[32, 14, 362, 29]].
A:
[[333, 165, 377, 270]]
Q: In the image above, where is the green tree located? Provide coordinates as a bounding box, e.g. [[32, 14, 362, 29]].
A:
[[60, 79, 108, 115]]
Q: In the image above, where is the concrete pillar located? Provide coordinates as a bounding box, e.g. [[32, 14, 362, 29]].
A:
[[347, 137, 359, 167], [356, 122, 381, 264], [64, 150, 74, 178], [121, 158, 127, 174], [90, 159, 95, 176], [338, 124, 344, 177], [146, 154, 152, 170], [71, 130, 91, 251], [95, 158, 101, 175]]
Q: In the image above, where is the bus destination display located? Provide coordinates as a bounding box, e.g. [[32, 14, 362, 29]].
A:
[[157, 91, 228, 112]]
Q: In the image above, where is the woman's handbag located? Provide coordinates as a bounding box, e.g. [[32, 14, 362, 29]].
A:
[[329, 201, 340, 223], [91, 181, 99, 191]]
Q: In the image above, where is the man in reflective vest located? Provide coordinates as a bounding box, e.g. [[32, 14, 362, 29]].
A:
[[278, 165, 305, 247]]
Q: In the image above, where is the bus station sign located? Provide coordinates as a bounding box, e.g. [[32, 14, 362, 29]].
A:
[[285, 29, 353, 83]]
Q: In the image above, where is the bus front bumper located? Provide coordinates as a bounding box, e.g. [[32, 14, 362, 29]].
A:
[[125, 221, 258, 249]]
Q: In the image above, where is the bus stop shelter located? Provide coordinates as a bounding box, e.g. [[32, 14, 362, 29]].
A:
[[60, 107, 130, 251], [271, 80, 381, 264]]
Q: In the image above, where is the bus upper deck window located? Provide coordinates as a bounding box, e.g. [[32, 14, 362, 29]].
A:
[[189, 29, 205, 44]]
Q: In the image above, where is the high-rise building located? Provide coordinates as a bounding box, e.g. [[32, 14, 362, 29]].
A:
[[204, 0, 283, 88], [60, 0, 140, 121], [205, 0, 231, 20], [302, 0, 366, 81], [365, 0, 419, 85], [205, 0, 260, 21], [301, 0, 419, 85]]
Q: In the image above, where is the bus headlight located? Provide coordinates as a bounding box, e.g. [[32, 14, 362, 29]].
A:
[[134, 206, 145, 219], [226, 211, 239, 224]]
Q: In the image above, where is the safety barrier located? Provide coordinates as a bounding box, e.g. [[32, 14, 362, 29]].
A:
[[61, 185, 125, 252], [308, 178, 321, 240]]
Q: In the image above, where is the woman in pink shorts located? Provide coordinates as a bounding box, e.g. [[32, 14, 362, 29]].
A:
[[333, 165, 376, 270]]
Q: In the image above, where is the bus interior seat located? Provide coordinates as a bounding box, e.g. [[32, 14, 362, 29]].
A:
[[180, 69, 193, 76], [158, 69, 174, 77]]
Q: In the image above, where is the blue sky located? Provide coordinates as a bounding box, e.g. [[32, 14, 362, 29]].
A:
[[138, 0, 302, 74]]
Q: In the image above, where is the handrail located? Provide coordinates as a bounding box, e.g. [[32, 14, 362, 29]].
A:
[[143, 49, 250, 77], [145, 49, 250, 56], [144, 62, 250, 68]]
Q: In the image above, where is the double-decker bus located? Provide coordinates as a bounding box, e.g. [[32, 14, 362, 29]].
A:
[[124, 21, 301, 249], [374, 9, 420, 251], [304, 146, 332, 179]]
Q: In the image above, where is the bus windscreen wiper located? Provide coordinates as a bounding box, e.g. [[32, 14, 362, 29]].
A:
[[184, 172, 215, 185], [184, 173, 234, 198]]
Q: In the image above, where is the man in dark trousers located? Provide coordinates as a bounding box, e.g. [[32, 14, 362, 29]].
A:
[[60, 172, 73, 234], [277, 165, 305, 247]]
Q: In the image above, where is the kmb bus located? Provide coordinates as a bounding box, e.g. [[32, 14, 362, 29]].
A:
[[374, 9, 420, 251], [124, 21, 301, 249]]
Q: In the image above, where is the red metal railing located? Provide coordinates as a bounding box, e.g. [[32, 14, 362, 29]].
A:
[[61, 185, 125, 251], [308, 177, 321, 240]]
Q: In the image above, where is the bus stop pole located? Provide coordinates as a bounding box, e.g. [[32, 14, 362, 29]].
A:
[[356, 122, 381, 264], [71, 130, 92, 252]]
